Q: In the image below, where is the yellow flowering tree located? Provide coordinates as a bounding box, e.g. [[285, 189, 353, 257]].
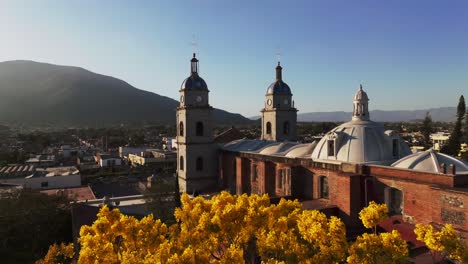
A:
[[348, 202, 408, 264], [35, 243, 74, 264], [347, 230, 408, 264], [414, 223, 468, 262], [359, 201, 388, 234], [73, 191, 349, 263]]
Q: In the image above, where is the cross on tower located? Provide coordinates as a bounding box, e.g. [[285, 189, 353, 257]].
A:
[[276, 48, 281, 65], [190, 34, 198, 55]]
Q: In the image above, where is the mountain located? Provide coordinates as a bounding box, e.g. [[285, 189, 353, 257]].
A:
[[295, 108, 457, 122], [249, 107, 457, 122], [0, 61, 251, 127]]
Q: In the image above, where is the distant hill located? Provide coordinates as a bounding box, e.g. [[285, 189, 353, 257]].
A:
[[297, 108, 456, 122], [250, 107, 457, 122], [0, 61, 251, 127]]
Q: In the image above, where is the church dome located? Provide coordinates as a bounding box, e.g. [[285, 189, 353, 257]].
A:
[[266, 80, 291, 95], [310, 86, 410, 164], [266, 62, 292, 95], [180, 53, 208, 91], [311, 120, 411, 164], [180, 75, 208, 91], [391, 149, 468, 174]]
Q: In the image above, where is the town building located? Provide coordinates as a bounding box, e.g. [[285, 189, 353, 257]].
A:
[[128, 149, 176, 171], [0, 165, 81, 189], [430, 132, 451, 151], [95, 153, 122, 168], [176, 54, 468, 238]]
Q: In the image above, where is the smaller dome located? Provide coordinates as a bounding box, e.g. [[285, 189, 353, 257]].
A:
[[259, 142, 297, 155], [285, 142, 317, 158], [354, 85, 369, 101], [266, 80, 291, 95], [391, 149, 468, 174], [181, 75, 208, 91]]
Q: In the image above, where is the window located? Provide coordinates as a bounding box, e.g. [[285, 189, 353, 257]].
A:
[[179, 122, 184, 137], [41, 182, 48, 188], [196, 157, 203, 171], [179, 156, 184, 171], [276, 168, 291, 195], [196, 122, 204, 136], [327, 140, 335, 156], [385, 187, 403, 215], [392, 139, 399, 157], [283, 122, 290, 135], [266, 122, 272, 135], [277, 169, 284, 188], [319, 176, 329, 199], [252, 165, 258, 181]]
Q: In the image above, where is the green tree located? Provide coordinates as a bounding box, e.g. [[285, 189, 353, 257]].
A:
[[0, 189, 72, 263], [421, 112, 434, 148], [464, 108, 468, 143], [442, 95, 465, 156]]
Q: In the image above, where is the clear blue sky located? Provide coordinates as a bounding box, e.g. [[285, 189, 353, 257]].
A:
[[0, 0, 467, 117]]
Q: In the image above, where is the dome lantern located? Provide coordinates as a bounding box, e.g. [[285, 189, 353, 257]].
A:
[[352, 84, 370, 121], [190, 53, 199, 75]]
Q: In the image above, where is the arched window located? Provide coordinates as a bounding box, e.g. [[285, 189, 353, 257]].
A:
[[196, 122, 204, 136], [179, 156, 184, 171], [179, 122, 184, 137], [319, 176, 329, 199], [196, 156, 203, 171], [283, 121, 290, 135], [327, 140, 335, 157], [266, 122, 272, 134], [385, 187, 403, 215]]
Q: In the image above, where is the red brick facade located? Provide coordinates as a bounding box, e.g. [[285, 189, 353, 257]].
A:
[[220, 150, 468, 235]]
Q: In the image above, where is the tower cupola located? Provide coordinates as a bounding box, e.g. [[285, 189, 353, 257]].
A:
[[352, 84, 370, 121]]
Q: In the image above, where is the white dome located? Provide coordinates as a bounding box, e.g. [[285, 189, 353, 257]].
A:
[[391, 149, 468, 174], [311, 120, 411, 164]]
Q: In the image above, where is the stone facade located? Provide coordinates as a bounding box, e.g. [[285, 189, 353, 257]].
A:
[[176, 55, 218, 193]]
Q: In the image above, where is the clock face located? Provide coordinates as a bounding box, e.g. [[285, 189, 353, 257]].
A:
[[267, 99, 272, 106], [284, 99, 289, 105], [180, 95, 184, 103], [196, 96, 202, 102]]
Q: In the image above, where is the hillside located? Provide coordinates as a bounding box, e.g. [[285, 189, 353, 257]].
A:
[[297, 108, 456, 122], [250, 107, 457, 122], [0, 61, 251, 127]]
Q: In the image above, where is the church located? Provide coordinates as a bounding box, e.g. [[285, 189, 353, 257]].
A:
[[176, 54, 468, 237]]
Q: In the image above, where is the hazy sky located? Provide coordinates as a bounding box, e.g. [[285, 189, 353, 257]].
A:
[[0, 0, 467, 117]]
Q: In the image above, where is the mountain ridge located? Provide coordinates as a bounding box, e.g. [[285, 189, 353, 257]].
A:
[[250, 107, 457, 122], [0, 60, 252, 127]]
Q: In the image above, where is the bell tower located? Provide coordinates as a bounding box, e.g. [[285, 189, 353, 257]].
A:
[[261, 61, 297, 141], [176, 53, 218, 193]]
